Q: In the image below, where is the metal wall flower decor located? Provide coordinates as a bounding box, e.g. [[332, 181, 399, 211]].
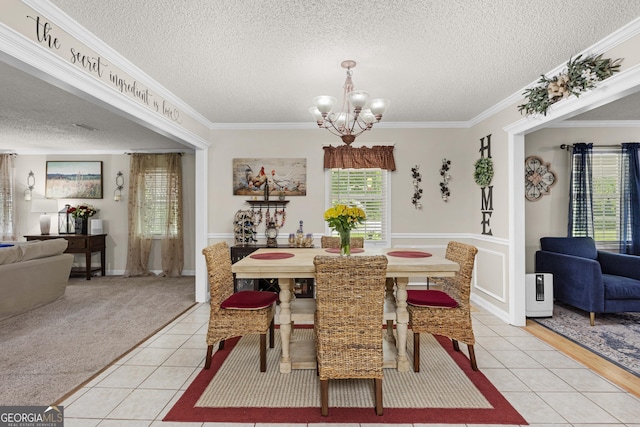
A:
[[518, 54, 622, 116], [525, 156, 556, 201], [439, 158, 451, 201], [411, 165, 422, 209]]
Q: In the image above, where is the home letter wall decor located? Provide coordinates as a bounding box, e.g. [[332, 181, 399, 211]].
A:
[[477, 135, 493, 236]]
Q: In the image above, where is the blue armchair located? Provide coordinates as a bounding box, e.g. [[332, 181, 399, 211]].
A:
[[535, 237, 640, 325]]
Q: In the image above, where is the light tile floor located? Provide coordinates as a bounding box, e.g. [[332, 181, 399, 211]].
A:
[[61, 303, 640, 427]]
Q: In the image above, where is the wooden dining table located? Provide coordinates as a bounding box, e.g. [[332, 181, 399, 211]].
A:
[[231, 247, 459, 373]]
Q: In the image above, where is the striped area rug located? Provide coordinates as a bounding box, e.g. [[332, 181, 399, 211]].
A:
[[165, 328, 526, 424]]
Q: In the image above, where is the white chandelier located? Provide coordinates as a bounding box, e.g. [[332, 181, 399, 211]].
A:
[[310, 60, 389, 145]]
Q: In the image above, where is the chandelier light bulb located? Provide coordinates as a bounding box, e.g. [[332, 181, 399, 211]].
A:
[[334, 112, 350, 129], [360, 109, 375, 124], [346, 90, 369, 109], [309, 107, 324, 123], [368, 98, 390, 120], [313, 96, 336, 115]]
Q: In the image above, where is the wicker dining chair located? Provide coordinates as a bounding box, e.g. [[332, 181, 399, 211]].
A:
[[320, 235, 365, 249], [202, 242, 277, 372], [407, 241, 479, 372], [314, 255, 388, 416]]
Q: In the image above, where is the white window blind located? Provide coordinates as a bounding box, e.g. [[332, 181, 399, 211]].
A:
[[572, 149, 621, 246], [139, 167, 180, 236], [327, 168, 388, 242]]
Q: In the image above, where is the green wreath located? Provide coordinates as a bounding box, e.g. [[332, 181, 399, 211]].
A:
[[474, 157, 494, 187]]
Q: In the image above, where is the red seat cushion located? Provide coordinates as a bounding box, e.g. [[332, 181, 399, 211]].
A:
[[407, 290, 458, 308], [220, 291, 278, 310]]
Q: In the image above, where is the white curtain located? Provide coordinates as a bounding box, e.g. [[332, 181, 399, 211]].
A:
[[124, 153, 184, 277], [0, 154, 15, 241]]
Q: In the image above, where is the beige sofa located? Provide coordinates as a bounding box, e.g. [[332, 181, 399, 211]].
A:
[[0, 239, 73, 321]]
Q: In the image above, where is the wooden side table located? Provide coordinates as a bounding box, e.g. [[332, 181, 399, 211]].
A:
[[24, 234, 107, 280]]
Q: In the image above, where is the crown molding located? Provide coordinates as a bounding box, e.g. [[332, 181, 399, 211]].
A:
[[475, 17, 640, 128], [23, 0, 211, 128], [548, 120, 640, 128], [208, 121, 471, 131], [12, 2, 640, 135], [514, 17, 640, 98], [0, 18, 210, 151]]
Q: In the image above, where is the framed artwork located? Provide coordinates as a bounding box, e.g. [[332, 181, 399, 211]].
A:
[[232, 158, 307, 196], [46, 161, 103, 199]]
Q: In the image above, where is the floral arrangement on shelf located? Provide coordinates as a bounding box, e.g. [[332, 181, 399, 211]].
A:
[[324, 204, 366, 233], [474, 157, 494, 187], [67, 204, 98, 219], [518, 54, 622, 116]]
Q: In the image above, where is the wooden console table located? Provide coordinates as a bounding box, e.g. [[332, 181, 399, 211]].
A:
[[24, 234, 106, 280]]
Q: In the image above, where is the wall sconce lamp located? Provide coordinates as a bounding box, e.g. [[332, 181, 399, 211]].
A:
[[24, 170, 35, 201], [114, 171, 125, 202]]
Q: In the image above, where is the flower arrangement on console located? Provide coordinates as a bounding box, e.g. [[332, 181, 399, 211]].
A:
[[68, 204, 98, 219], [323, 204, 366, 256], [518, 54, 622, 116]]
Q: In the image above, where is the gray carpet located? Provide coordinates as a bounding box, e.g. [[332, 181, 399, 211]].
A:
[[0, 275, 195, 405], [533, 303, 640, 377]]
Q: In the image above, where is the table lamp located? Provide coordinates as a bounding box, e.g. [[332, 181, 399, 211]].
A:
[[31, 199, 58, 235]]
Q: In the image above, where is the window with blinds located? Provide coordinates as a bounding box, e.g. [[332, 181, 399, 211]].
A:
[[138, 167, 180, 236], [327, 168, 389, 242], [572, 149, 621, 246]]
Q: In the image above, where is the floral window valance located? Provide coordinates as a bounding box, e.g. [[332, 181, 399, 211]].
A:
[[323, 145, 396, 171]]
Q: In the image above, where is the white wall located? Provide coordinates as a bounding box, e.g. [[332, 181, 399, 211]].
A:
[[206, 127, 479, 241], [204, 126, 516, 320], [12, 153, 196, 274]]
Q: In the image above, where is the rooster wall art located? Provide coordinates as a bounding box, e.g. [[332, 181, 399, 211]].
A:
[[232, 158, 307, 196]]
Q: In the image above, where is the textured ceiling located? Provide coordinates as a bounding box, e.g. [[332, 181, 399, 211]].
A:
[[49, 0, 640, 123], [2, 1, 640, 152], [0, 61, 183, 152]]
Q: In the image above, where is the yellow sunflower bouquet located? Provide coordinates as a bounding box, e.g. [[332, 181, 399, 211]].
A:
[[323, 204, 366, 255]]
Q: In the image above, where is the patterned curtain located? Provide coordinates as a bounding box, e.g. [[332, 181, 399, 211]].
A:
[[0, 154, 15, 241], [323, 145, 396, 170], [124, 153, 184, 277], [620, 143, 640, 255], [568, 143, 594, 237]]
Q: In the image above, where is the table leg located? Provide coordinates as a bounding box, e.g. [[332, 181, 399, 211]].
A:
[[85, 251, 92, 280], [278, 278, 293, 373], [384, 278, 396, 343], [395, 277, 410, 372], [101, 250, 106, 276]]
